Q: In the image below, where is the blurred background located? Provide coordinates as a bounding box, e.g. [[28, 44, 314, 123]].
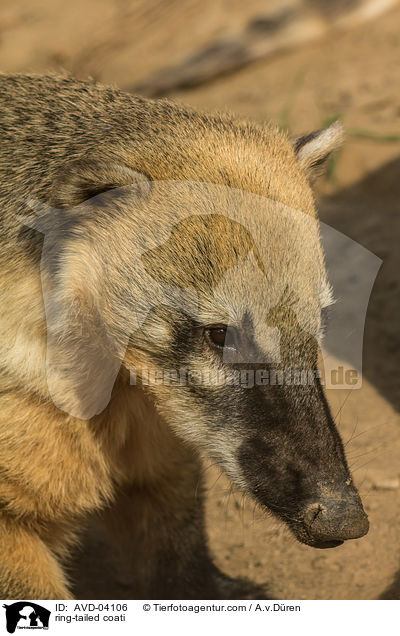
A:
[[1, 0, 399, 599]]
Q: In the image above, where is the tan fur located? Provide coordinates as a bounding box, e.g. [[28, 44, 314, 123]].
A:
[[0, 73, 343, 598]]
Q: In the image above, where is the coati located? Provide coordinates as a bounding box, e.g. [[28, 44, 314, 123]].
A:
[[0, 74, 368, 599]]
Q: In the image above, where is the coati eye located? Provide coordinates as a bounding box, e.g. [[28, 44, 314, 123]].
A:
[[205, 325, 238, 350]]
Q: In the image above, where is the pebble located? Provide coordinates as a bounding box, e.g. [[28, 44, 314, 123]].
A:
[[366, 469, 400, 490], [373, 478, 400, 490]]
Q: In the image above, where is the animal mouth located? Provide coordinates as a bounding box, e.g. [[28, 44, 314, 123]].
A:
[[313, 539, 344, 549], [296, 532, 345, 549]]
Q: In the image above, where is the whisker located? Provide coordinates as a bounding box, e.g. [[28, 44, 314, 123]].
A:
[[347, 445, 383, 461], [344, 423, 382, 447], [344, 416, 359, 447], [333, 389, 353, 422], [351, 453, 388, 473]]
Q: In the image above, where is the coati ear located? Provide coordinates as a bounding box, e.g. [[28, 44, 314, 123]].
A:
[[293, 121, 344, 182], [50, 159, 151, 208]]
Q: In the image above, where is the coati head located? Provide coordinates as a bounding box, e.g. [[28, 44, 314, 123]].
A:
[[37, 116, 368, 549]]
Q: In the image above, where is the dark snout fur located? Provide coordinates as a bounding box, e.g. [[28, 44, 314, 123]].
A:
[[237, 380, 369, 548]]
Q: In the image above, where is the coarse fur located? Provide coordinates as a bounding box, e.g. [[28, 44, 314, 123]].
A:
[[0, 74, 367, 599]]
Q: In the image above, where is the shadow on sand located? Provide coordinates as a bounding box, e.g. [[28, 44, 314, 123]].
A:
[[319, 156, 400, 413]]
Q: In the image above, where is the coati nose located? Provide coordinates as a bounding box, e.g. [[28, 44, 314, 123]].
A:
[[303, 491, 369, 548]]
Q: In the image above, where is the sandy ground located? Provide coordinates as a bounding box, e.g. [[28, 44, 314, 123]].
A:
[[1, 0, 399, 600]]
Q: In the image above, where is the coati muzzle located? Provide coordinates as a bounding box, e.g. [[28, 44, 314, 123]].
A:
[[236, 380, 369, 550]]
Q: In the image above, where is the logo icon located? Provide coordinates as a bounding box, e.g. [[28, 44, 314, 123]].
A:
[[3, 602, 50, 633]]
